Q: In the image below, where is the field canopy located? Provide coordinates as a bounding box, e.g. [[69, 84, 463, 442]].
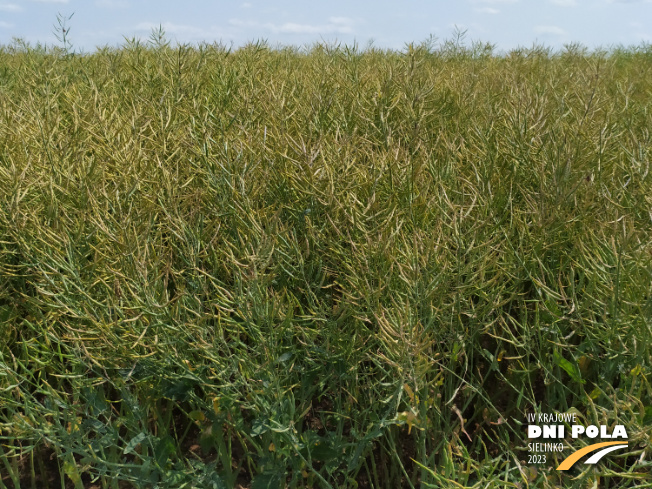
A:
[[0, 38, 651, 488]]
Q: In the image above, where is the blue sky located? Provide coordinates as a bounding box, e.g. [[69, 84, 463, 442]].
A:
[[0, 0, 651, 53]]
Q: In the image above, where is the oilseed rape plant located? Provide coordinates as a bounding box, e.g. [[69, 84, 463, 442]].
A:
[[0, 32, 651, 488]]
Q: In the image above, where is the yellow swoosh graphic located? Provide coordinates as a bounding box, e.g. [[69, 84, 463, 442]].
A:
[[557, 441, 628, 471]]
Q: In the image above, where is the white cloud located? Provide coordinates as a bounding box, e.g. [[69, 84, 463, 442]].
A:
[[549, 0, 577, 5], [275, 19, 352, 34], [29, 0, 70, 3], [534, 25, 566, 35], [231, 17, 355, 35], [0, 20, 13, 28], [241, 2, 252, 8], [267, 23, 320, 34], [228, 18, 258, 28], [0, 3, 21, 12], [95, 0, 128, 8], [269, 22, 352, 35], [476, 7, 500, 13]]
